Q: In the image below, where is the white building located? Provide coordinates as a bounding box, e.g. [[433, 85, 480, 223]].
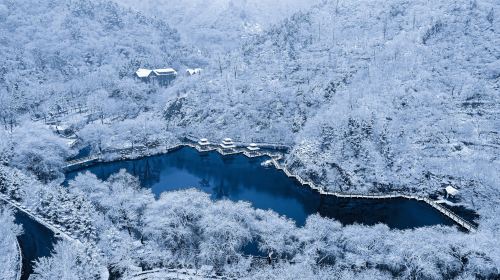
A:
[[246, 143, 260, 152], [220, 138, 236, 149], [152, 68, 178, 85], [153, 68, 177, 76], [198, 138, 210, 146], [135, 68, 153, 79], [445, 186, 459, 198], [135, 68, 177, 86]]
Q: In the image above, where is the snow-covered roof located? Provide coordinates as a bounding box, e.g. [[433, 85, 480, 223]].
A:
[[445, 186, 459, 196], [221, 138, 235, 148], [136, 68, 153, 78], [198, 138, 210, 146], [50, 124, 70, 131], [153, 68, 177, 76], [247, 143, 260, 151]]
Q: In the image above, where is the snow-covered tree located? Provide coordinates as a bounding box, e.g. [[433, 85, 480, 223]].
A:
[[0, 206, 22, 280], [8, 122, 70, 182], [31, 241, 101, 280]]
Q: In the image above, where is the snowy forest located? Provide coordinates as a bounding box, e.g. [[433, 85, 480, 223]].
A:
[[0, 0, 499, 279]]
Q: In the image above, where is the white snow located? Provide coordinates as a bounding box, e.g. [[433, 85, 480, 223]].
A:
[[247, 143, 260, 151], [186, 68, 202, 75], [445, 186, 459, 196], [136, 68, 153, 78], [153, 68, 177, 76]]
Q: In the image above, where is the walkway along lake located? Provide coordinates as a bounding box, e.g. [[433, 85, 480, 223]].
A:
[[66, 146, 459, 229]]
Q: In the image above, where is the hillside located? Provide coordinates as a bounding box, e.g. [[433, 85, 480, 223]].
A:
[[0, 0, 202, 129], [162, 0, 499, 205], [114, 0, 322, 51]]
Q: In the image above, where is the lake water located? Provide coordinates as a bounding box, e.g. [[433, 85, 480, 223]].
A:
[[14, 210, 56, 280], [66, 146, 457, 229], [5, 146, 468, 280]]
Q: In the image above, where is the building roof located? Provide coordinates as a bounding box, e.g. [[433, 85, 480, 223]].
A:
[[247, 143, 260, 151], [136, 68, 153, 78], [445, 186, 459, 196], [153, 68, 177, 76], [198, 138, 211, 146]]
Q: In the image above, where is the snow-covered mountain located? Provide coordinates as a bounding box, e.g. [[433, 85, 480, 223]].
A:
[[1, 0, 500, 279], [163, 0, 499, 200], [114, 0, 322, 51], [0, 0, 202, 126]]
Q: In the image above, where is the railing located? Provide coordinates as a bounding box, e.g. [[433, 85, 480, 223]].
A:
[[184, 134, 292, 151], [66, 154, 100, 166], [272, 159, 477, 232], [0, 194, 76, 241], [0, 193, 109, 279], [421, 197, 477, 232], [15, 237, 22, 280]]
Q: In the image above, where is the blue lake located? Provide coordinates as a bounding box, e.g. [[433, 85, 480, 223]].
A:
[[12, 146, 462, 277], [66, 146, 457, 229], [14, 210, 56, 280]]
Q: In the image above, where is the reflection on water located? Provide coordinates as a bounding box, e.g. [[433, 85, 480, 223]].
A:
[[66, 147, 456, 229]]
